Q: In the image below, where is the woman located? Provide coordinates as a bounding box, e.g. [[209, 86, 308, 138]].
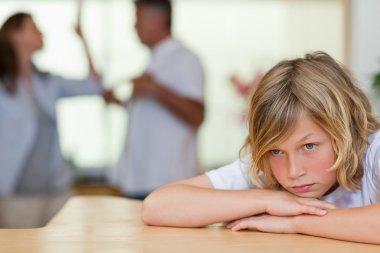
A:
[[0, 12, 102, 196]]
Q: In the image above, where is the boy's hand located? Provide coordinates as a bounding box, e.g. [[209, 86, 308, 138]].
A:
[[264, 190, 336, 217], [227, 214, 297, 233]]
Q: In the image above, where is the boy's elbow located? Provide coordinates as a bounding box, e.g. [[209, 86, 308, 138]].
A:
[[141, 195, 161, 226], [141, 198, 154, 225]]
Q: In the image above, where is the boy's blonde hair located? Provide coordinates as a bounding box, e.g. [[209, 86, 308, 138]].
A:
[[244, 52, 380, 191]]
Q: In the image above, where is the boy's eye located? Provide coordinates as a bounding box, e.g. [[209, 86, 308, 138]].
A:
[[270, 149, 283, 155], [304, 143, 317, 151]]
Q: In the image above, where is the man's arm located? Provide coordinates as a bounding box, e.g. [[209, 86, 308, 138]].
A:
[[152, 83, 204, 129], [132, 74, 204, 129]]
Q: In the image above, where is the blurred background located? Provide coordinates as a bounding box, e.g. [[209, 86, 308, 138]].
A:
[[1, 0, 380, 227]]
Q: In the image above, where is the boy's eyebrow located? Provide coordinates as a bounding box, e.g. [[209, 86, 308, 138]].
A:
[[297, 133, 314, 143], [271, 133, 319, 149]]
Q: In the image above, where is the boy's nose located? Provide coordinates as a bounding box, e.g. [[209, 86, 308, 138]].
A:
[[287, 155, 306, 179]]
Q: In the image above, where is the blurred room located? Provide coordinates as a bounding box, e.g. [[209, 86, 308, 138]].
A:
[[0, 0, 379, 228]]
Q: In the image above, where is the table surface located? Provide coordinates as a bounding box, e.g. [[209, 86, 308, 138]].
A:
[[0, 196, 379, 253]]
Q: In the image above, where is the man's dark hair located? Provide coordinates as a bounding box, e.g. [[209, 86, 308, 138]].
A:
[[135, 0, 172, 29]]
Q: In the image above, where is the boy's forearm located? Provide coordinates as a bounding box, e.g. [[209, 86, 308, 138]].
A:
[[294, 203, 380, 244], [142, 185, 270, 227]]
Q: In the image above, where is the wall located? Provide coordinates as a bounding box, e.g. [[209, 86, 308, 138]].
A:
[[349, 0, 380, 91]]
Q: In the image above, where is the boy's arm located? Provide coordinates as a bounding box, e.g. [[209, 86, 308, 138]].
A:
[[228, 203, 380, 244], [294, 204, 380, 244], [142, 175, 335, 228]]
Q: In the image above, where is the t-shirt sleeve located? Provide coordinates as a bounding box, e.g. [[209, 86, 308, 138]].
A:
[[375, 159, 380, 195], [365, 131, 380, 203], [177, 53, 205, 102], [205, 158, 257, 190], [371, 144, 380, 202]]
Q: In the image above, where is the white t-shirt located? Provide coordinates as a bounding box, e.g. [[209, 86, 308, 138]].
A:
[[206, 131, 380, 208], [111, 37, 205, 195]]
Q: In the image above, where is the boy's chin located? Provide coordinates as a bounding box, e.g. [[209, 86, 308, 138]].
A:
[[289, 190, 323, 199]]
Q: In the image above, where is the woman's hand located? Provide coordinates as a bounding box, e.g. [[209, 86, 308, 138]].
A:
[[74, 0, 100, 81], [75, 0, 84, 40], [74, 22, 84, 40], [102, 90, 123, 105]]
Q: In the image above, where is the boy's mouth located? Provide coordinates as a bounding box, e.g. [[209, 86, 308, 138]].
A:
[[292, 183, 315, 193]]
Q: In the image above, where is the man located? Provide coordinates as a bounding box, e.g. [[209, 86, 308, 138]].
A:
[[109, 0, 205, 199]]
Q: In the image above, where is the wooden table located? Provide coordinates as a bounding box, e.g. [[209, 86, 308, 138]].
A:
[[0, 196, 379, 253]]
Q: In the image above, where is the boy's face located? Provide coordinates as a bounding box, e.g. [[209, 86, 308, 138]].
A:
[[268, 113, 337, 198]]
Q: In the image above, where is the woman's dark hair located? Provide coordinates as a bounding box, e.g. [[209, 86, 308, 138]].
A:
[[0, 12, 31, 94]]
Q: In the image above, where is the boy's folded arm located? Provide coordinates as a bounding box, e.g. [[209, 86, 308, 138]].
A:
[[141, 175, 333, 228], [294, 203, 380, 244], [142, 175, 267, 227]]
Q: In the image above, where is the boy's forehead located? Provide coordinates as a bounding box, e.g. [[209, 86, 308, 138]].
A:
[[273, 114, 328, 147]]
